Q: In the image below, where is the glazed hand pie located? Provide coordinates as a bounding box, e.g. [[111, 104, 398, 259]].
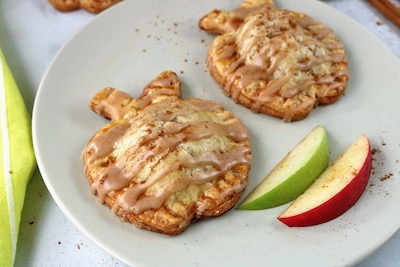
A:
[[199, 0, 349, 121], [82, 71, 252, 235], [48, 0, 121, 13]]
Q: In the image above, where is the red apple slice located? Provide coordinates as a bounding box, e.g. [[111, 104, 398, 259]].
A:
[[278, 134, 372, 227]]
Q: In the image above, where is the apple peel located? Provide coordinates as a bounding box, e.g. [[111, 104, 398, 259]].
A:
[[278, 134, 372, 227], [237, 125, 329, 210]]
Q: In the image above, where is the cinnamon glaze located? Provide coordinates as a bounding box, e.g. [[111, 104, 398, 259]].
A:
[[203, 6, 349, 121], [83, 72, 251, 218]]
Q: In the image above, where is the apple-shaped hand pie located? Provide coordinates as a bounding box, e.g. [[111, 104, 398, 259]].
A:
[[48, 0, 121, 13], [82, 71, 252, 235], [199, 0, 349, 121]]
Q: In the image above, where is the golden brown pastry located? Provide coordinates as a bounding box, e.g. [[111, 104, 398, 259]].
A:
[[79, 0, 120, 13], [198, 0, 276, 34], [48, 0, 121, 13], [199, 0, 349, 122], [82, 71, 252, 235], [48, 0, 80, 11]]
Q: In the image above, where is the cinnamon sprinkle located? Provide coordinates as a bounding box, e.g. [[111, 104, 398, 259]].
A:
[[368, 0, 400, 28], [380, 172, 393, 181]]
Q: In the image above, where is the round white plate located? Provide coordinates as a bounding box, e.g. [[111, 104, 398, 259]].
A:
[[33, 0, 400, 266]]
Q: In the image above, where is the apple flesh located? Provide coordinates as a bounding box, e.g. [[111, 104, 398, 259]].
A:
[[237, 126, 329, 210], [278, 134, 372, 227]]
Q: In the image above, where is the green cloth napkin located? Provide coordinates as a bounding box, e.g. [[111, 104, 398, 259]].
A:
[[0, 48, 36, 266]]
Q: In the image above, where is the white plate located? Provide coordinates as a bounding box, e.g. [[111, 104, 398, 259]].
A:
[[33, 0, 400, 266]]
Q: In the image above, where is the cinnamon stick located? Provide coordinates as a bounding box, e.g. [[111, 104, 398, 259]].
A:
[[368, 0, 400, 28]]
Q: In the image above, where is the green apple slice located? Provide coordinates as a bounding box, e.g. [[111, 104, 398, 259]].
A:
[[237, 125, 329, 210]]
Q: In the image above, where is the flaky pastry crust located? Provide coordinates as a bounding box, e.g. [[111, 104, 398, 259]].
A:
[[48, 0, 120, 13], [82, 71, 252, 235], [199, 0, 349, 121]]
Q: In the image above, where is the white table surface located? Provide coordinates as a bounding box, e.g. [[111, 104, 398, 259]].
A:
[[1, 0, 399, 266]]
